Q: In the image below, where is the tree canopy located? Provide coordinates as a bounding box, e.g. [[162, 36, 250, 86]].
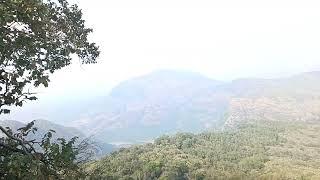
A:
[[87, 122, 320, 179], [88, 123, 283, 179], [0, 0, 99, 114], [0, 0, 99, 178], [0, 121, 93, 179]]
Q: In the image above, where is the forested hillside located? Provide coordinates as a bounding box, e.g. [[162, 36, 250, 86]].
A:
[[87, 121, 320, 179]]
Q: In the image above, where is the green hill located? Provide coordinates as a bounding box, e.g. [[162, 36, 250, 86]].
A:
[[87, 121, 320, 179]]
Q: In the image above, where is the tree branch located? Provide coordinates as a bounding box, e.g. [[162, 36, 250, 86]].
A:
[[0, 125, 35, 156], [0, 141, 27, 154]]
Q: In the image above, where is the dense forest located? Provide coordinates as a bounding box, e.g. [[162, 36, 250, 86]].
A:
[[87, 121, 320, 179], [2, 119, 320, 179]]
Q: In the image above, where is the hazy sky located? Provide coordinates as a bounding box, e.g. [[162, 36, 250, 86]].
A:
[[48, 0, 320, 96], [3, 0, 320, 121]]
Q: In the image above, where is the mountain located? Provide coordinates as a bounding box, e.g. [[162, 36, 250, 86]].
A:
[[71, 70, 228, 143], [71, 70, 320, 144], [34, 119, 85, 139], [0, 119, 84, 140], [84, 71, 320, 179], [224, 71, 320, 126], [0, 119, 115, 155], [0, 120, 25, 134], [7, 70, 320, 144]]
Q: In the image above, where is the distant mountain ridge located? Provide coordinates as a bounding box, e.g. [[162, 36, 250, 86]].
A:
[[5, 70, 320, 144], [224, 71, 320, 126], [71, 70, 320, 143], [0, 119, 84, 140], [0, 119, 115, 155]]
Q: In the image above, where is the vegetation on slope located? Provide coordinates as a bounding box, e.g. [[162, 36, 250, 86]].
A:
[[87, 122, 276, 179], [87, 121, 320, 180], [262, 123, 320, 179]]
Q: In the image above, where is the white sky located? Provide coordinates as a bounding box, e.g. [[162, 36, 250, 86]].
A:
[[47, 0, 320, 97], [3, 0, 320, 121]]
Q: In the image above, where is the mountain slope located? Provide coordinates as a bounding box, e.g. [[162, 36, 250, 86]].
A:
[[6, 70, 317, 144], [73, 70, 228, 143], [70, 70, 320, 143], [224, 71, 320, 126]]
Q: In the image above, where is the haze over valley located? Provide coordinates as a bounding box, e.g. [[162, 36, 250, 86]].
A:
[[3, 70, 320, 145]]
